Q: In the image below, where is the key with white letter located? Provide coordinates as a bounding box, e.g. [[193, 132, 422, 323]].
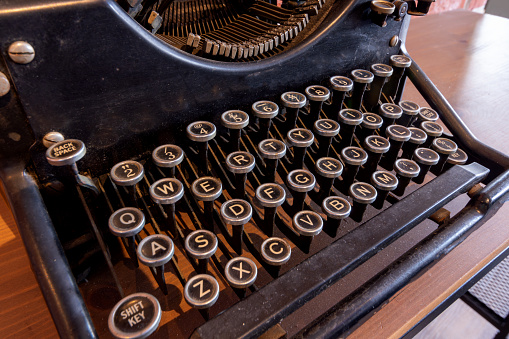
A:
[[220, 199, 252, 255], [191, 177, 222, 232], [184, 274, 220, 320], [137, 234, 174, 294], [109, 207, 146, 267], [185, 229, 218, 274]]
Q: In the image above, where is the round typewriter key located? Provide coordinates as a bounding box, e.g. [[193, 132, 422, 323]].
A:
[[412, 147, 439, 184], [137, 234, 174, 294], [252, 100, 279, 140], [337, 108, 363, 149], [384, 54, 412, 99], [108, 292, 161, 339], [380, 124, 411, 170], [256, 183, 286, 236], [417, 107, 439, 123], [293, 210, 323, 253], [261, 237, 291, 266], [150, 178, 184, 235], [46, 139, 86, 166], [192, 177, 222, 231], [401, 127, 427, 158], [393, 158, 420, 196], [287, 169, 315, 212], [185, 229, 218, 274], [322, 196, 351, 237], [258, 139, 286, 183], [349, 182, 377, 222], [420, 121, 443, 148], [221, 199, 252, 255], [365, 63, 393, 111], [287, 128, 314, 170], [152, 144, 184, 177], [358, 112, 383, 141], [314, 119, 340, 157], [371, 170, 398, 209], [226, 151, 255, 199], [221, 110, 249, 151], [350, 69, 374, 110], [225, 257, 258, 290], [370, 1, 395, 27], [397, 100, 420, 126], [305, 85, 330, 122], [357, 135, 390, 182], [281, 91, 306, 133], [187, 121, 216, 175], [431, 137, 458, 175], [184, 274, 220, 320], [329, 76, 353, 115], [111, 160, 145, 187], [338, 146, 368, 194], [315, 157, 343, 199], [109, 207, 145, 267], [378, 103, 403, 135], [444, 148, 468, 171]]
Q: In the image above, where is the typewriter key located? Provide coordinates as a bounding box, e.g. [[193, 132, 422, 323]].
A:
[[108, 292, 161, 339], [338, 146, 368, 194], [336, 108, 363, 150], [184, 274, 220, 320], [401, 127, 427, 159], [152, 144, 184, 177], [393, 158, 420, 196], [380, 124, 411, 170], [137, 234, 174, 294], [378, 103, 403, 135], [221, 199, 252, 255], [150, 178, 184, 235], [397, 100, 420, 127], [364, 63, 393, 111], [358, 112, 383, 141], [261, 237, 291, 278], [321, 196, 351, 237], [417, 107, 439, 124], [329, 75, 353, 116], [420, 121, 443, 148], [349, 182, 377, 222], [357, 135, 390, 182], [350, 69, 374, 110], [225, 257, 257, 297], [191, 177, 222, 232], [431, 137, 458, 175], [313, 119, 340, 158], [315, 157, 343, 200], [287, 128, 314, 170], [258, 139, 286, 183], [281, 91, 307, 133], [287, 169, 316, 212], [371, 170, 398, 209], [370, 1, 396, 27], [252, 100, 279, 140], [412, 147, 440, 184], [187, 121, 216, 175], [185, 229, 218, 274], [444, 148, 468, 171], [384, 54, 412, 99], [293, 210, 323, 253], [221, 110, 249, 151], [305, 85, 330, 122], [109, 207, 145, 267], [225, 151, 255, 199], [256, 183, 286, 237]]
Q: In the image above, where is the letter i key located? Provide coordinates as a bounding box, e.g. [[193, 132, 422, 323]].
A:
[[109, 207, 146, 267]]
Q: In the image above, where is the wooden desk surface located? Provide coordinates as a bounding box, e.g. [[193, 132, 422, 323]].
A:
[[0, 9, 508, 339]]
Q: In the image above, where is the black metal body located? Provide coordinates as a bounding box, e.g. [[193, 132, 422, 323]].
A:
[[0, 0, 508, 338]]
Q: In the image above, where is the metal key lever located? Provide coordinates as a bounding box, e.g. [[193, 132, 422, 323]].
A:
[[193, 163, 490, 338]]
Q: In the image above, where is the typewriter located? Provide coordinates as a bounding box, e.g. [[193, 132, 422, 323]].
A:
[[1, 0, 508, 338]]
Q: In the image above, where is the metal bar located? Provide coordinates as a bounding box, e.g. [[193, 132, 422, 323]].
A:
[[192, 162, 489, 339], [461, 292, 504, 329]]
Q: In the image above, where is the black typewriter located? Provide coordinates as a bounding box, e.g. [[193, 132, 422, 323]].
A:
[[1, 0, 508, 338]]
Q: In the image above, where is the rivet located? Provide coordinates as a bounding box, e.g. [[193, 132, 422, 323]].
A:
[[43, 131, 65, 148], [8, 41, 35, 64], [390, 35, 400, 47]]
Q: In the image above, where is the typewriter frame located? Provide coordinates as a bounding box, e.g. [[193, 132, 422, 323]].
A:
[[0, 0, 509, 338]]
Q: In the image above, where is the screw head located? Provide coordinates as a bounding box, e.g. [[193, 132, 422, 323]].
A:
[[42, 131, 65, 148], [8, 41, 35, 64], [0, 72, 10, 97], [390, 35, 400, 47]]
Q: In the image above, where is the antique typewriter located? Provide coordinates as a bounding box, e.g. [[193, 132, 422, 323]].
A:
[[1, 0, 508, 338]]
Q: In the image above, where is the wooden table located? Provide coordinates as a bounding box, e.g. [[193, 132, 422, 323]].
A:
[[0, 9, 508, 339]]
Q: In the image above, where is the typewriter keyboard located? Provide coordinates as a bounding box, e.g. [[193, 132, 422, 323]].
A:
[[43, 55, 484, 338]]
